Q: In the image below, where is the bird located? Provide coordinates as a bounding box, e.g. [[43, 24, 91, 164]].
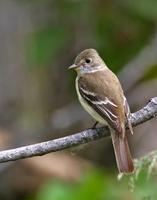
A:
[[68, 48, 134, 173]]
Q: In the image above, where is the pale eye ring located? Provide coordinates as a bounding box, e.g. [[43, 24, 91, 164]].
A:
[[85, 58, 92, 64]]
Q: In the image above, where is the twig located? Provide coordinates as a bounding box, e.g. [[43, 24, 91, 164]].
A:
[[0, 97, 157, 163]]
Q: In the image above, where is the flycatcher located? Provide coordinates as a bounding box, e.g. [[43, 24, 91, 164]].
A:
[[68, 48, 134, 173]]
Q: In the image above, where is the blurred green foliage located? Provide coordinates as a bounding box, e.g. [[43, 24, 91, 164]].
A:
[[30, 169, 157, 200], [26, 27, 68, 69], [139, 64, 157, 83], [25, 0, 155, 73], [125, 0, 157, 20], [94, 3, 154, 72]]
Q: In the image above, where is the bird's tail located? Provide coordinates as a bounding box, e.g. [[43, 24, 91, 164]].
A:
[[111, 130, 134, 173]]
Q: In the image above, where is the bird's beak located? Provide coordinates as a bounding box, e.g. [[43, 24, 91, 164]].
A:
[[68, 64, 78, 70]]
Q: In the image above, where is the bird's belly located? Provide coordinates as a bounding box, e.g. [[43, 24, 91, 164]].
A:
[[79, 96, 107, 125], [76, 78, 107, 125]]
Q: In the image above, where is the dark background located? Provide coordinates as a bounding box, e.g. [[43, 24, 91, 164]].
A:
[[0, 0, 157, 199]]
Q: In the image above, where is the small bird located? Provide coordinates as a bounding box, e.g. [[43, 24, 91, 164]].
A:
[[68, 49, 134, 173]]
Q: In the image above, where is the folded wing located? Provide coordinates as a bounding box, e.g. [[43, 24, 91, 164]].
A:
[[79, 85, 122, 134]]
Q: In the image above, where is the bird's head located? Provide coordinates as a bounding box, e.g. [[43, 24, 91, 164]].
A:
[[68, 48, 106, 74]]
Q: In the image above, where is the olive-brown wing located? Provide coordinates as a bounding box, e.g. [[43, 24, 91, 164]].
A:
[[78, 83, 122, 134]]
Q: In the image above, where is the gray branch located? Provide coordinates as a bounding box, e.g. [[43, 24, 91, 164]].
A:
[[0, 97, 157, 163]]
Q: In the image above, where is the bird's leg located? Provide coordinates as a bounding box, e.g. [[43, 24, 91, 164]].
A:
[[92, 121, 99, 129]]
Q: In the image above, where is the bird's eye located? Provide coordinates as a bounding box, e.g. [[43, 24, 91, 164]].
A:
[[85, 58, 92, 64]]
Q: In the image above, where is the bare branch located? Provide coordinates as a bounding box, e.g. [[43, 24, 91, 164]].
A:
[[0, 97, 157, 163]]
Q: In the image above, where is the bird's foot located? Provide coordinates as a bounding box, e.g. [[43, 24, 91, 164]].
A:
[[91, 121, 99, 129]]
